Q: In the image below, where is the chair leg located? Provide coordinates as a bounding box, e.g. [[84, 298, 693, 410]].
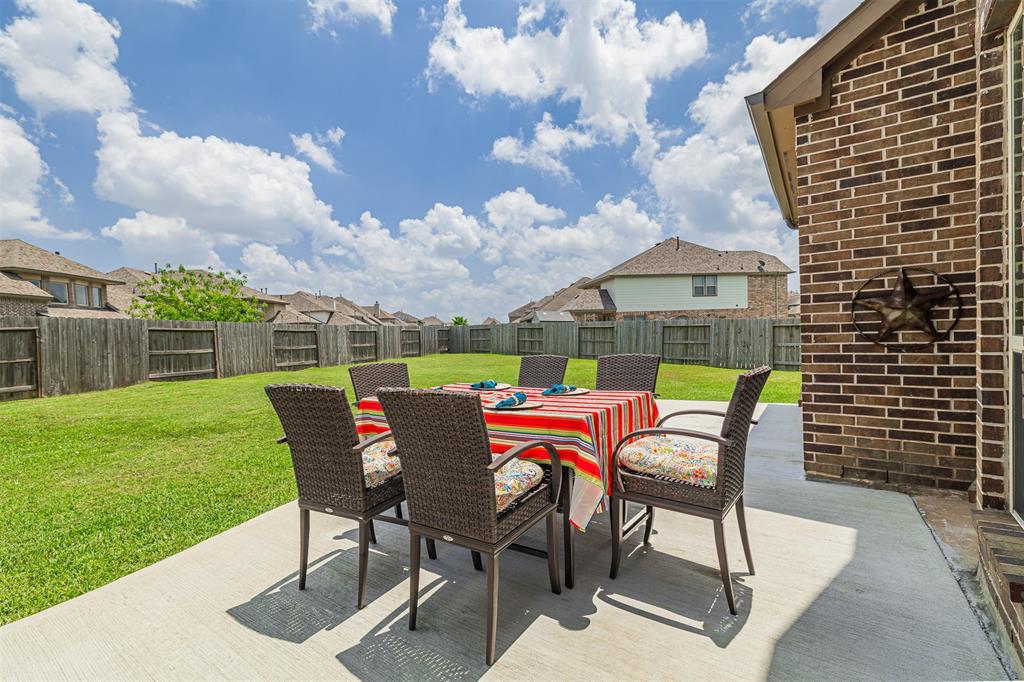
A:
[[485, 554, 500, 666], [298, 508, 310, 590], [426, 538, 438, 560], [546, 512, 561, 595], [367, 519, 377, 545], [609, 496, 622, 579], [395, 503, 403, 520], [357, 520, 371, 609], [643, 505, 655, 545], [409, 532, 421, 631], [736, 496, 754, 575], [471, 550, 483, 571], [714, 519, 737, 615]]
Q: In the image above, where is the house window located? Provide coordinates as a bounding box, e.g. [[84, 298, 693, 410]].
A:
[[693, 275, 718, 297], [47, 281, 68, 304], [91, 287, 102, 307], [75, 283, 89, 307]]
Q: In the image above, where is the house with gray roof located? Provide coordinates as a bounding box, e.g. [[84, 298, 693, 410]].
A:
[[507, 277, 591, 323], [560, 237, 793, 321], [0, 239, 127, 318]]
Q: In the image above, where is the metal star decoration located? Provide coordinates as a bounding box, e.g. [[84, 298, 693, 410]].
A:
[[853, 268, 956, 342]]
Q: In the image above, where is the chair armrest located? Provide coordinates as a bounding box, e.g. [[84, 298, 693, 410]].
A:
[[276, 436, 287, 445], [656, 409, 757, 427], [488, 440, 562, 505], [611, 427, 732, 493], [352, 430, 393, 452]]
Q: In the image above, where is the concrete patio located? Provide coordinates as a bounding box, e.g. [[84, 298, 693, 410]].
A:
[[0, 401, 1006, 680]]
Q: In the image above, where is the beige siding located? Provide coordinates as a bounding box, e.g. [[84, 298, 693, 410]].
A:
[[607, 275, 748, 312]]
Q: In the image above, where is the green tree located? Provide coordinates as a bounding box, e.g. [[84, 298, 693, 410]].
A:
[[450, 315, 468, 326], [128, 265, 265, 322]]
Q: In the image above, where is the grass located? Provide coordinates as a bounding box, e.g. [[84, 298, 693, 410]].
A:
[[0, 354, 799, 624]]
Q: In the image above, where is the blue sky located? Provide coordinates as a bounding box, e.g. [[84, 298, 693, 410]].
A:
[[0, 0, 855, 320]]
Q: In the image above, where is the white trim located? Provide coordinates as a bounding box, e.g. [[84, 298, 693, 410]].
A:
[[1006, 3, 1023, 525]]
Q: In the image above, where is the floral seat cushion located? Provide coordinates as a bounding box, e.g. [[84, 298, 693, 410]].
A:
[[362, 439, 401, 488], [618, 435, 718, 489], [493, 456, 544, 513]]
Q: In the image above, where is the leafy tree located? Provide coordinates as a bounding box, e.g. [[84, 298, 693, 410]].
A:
[[450, 315, 469, 326], [128, 265, 265, 322]]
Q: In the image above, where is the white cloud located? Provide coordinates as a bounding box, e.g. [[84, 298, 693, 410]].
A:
[[308, 0, 397, 36], [290, 132, 341, 174], [648, 34, 815, 272], [323, 127, 345, 145], [164, 0, 199, 6], [95, 111, 344, 247], [0, 0, 131, 115], [745, 0, 861, 34], [484, 186, 564, 232], [428, 0, 707, 177], [0, 116, 90, 240], [491, 113, 595, 181], [101, 211, 224, 269]]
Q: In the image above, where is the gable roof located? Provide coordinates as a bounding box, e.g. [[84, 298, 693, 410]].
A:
[[528, 310, 575, 322], [745, 0, 910, 228], [481, 316, 500, 325], [562, 288, 615, 313], [392, 310, 420, 324], [583, 237, 792, 288], [0, 273, 51, 300], [420, 315, 446, 326], [0, 239, 123, 284]]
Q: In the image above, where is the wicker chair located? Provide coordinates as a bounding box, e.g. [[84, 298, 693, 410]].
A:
[[517, 354, 569, 388], [265, 384, 436, 609], [348, 362, 410, 403], [608, 366, 771, 615], [377, 388, 563, 666], [595, 354, 661, 394]]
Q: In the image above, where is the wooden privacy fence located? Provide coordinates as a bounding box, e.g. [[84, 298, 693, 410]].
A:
[[0, 317, 449, 401], [448, 318, 801, 371]]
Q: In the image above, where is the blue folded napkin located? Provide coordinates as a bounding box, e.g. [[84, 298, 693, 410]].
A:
[[471, 380, 497, 389], [494, 391, 528, 409], [542, 383, 576, 395]]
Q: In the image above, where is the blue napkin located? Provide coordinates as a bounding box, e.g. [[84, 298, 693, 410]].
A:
[[543, 384, 576, 395], [494, 391, 527, 409], [471, 380, 497, 389]]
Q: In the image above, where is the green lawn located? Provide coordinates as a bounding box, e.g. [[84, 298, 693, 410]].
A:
[[0, 354, 799, 624]]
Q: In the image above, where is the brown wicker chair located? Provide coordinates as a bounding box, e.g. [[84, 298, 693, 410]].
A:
[[265, 384, 436, 609], [595, 353, 661, 394], [377, 388, 563, 666], [608, 366, 771, 615], [517, 354, 569, 388], [348, 362, 410, 403]]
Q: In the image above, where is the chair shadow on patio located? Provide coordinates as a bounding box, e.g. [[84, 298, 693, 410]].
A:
[[227, 525, 410, 644], [335, 522, 595, 681]]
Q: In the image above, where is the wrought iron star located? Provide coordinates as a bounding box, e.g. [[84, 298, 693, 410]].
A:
[[854, 268, 954, 341]]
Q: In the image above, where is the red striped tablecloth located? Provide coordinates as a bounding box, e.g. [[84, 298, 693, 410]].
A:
[[354, 384, 659, 531]]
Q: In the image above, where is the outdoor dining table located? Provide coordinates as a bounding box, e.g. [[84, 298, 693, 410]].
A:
[[354, 383, 661, 587]]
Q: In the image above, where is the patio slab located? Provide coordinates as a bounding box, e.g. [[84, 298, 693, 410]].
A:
[[0, 402, 1006, 681]]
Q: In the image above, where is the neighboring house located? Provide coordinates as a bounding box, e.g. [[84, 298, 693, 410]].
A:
[[507, 277, 592, 323], [747, 0, 1020, 662], [420, 315, 447, 326], [565, 238, 792, 320], [106, 267, 286, 321], [273, 291, 366, 325], [359, 302, 404, 325], [392, 310, 421, 325], [786, 291, 800, 317], [481, 316, 500, 325], [523, 310, 574, 323], [0, 239, 126, 318]]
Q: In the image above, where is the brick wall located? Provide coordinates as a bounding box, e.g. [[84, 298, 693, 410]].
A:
[[610, 274, 789, 320], [795, 0, 980, 490], [975, 18, 1011, 508], [0, 297, 44, 317]]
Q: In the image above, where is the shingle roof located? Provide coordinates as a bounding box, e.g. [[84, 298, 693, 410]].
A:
[[583, 237, 792, 288], [0, 239, 124, 283], [39, 307, 128, 319], [420, 315, 446, 326], [528, 310, 575, 322], [561, 288, 616, 312], [507, 277, 592, 322], [392, 310, 421, 324], [508, 300, 539, 323], [0, 273, 51, 300], [481, 316, 500, 325]]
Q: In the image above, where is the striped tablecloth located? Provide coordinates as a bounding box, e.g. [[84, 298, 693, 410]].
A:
[[354, 384, 659, 531]]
